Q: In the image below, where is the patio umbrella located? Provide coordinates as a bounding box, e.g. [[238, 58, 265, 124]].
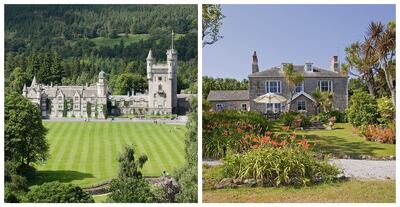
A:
[[253, 93, 287, 104]]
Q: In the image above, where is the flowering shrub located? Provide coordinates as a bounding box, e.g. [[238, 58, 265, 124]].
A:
[[361, 123, 395, 144], [223, 145, 340, 187], [203, 111, 269, 159]]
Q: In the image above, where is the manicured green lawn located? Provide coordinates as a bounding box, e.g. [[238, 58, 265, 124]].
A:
[[270, 122, 395, 158], [297, 123, 395, 158], [93, 194, 108, 203], [203, 180, 395, 203], [32, 122, 186, 187], [90, 34, 150, 47]]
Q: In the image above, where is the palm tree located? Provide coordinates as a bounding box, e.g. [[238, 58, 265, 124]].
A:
[[283, 64, 304, 111], [312, 89, 333, 113]]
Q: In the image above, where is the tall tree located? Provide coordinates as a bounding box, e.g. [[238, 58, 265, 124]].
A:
[[118, 145, 148, 179], [202, 4, 225, 47], [5, 92, 49, 166]]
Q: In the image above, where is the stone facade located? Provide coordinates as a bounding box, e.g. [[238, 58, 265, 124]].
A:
[[207, 90, 250, 112], [23, 47, 193, 118], [208, 52, 348, 116]]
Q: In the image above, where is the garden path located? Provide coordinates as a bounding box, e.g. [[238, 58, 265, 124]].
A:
[[330, 159, 395, 180]]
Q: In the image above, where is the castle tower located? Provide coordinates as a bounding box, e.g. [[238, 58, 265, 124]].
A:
[[252, 51, 259, 73], [96, 71, 107, 97], [147, 31, 178, 115], [147, 49, 154, 80], [166, 31, 178, 113]]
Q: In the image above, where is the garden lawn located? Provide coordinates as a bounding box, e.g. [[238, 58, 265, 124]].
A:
[[271, 122, 395, 158], [31, 122, 186, 187], [203, 180, 395, 203]]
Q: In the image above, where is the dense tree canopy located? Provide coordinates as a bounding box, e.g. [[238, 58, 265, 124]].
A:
[[5, 5, 197, 95], [202, 76, 249, 99], [5, 92, 49, 166], [26, 182, 94, 203]]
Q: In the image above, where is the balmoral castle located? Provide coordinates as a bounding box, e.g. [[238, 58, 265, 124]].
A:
[[23, 47, 192, 119]]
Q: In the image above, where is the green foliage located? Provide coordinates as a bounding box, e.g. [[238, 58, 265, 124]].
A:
[[346, 90, 378, 127], [5, 5, 197, 94], [377, 97, 395, 125], [106, 177, 164, 203], [202, 76, 248, 99], [5, 187, 20, 203], [223, 146, 340, 187], [280, 112, 310, 128], [26, 181, 94, 203], [312, 90, 333, 113], [118, 145, 148, 179], [202, 4, 225, 46], [111, 72, 147, 95], [86, 102, 92, 118], [175, 96, 198, 203], [203, 110, 270, 159], [311, 110, 346, 124], [5, 92, 48, 166]]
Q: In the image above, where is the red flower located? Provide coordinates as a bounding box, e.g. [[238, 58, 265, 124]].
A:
[[269, 140, 277, 147]]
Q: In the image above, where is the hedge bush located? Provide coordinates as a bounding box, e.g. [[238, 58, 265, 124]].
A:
[[311, 110, 346, 124], [346, 90, 378, 127], [203, 110, 269, 159]]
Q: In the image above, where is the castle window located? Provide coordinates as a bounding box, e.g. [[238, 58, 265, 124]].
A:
[[318, 80, 332, 92], [158, 84, 162, 90], [265, 81, 281, 93], [58, 104, 63, 110], [158, 76, 162, 81], [74, 96, 79, 102], [58, 96, 62, 101], [91, 97, 95, 102], [74, 104, 79, 110]]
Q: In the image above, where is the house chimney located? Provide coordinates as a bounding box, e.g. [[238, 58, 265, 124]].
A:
[[331, 56, 340, 73], [252, 51, 259, 73]]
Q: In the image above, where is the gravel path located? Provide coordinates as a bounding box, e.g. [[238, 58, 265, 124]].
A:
[[203, 159, 396, 180], [329, 159, 396, 180]]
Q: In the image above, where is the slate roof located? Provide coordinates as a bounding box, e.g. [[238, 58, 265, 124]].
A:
[[248, 65, 345, 78], [207, 90, 249, 101]]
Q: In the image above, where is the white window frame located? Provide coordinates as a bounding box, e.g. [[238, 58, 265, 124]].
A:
[[297, 100, 306, 111], [305, 64, 313, 72], [265, 80, 281, 93], [318, 80, 333, 92], [266, 103, 282, 113], [241, 103, 248, 111], [216, 103, 224, 111], [295, 82, 304, 93]]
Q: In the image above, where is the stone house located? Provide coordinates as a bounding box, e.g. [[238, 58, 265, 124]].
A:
[[207, 51, 348, 116], [207, 90, 249, 112]]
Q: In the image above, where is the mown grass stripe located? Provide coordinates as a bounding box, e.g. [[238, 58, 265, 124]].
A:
[[140, 124, 165, 175], [78, 122, 91, 173], [48, 123, 74, 170], [155, 126, 184, 169], [65, 123, 82, 170]]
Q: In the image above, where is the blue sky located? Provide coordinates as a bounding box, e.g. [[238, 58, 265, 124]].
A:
[[203, 4, 396, 80]]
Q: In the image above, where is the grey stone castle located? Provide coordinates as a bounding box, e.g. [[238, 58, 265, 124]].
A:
[[207, 51, 348, 115], [23, 47, 192, 119]]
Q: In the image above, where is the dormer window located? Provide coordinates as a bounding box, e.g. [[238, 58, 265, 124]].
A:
[[305, 63, 313, 72]]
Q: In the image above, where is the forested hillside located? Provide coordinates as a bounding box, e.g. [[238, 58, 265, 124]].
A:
[[5, 5, 198, 94]]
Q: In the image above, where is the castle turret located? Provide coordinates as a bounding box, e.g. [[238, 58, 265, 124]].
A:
[[22, 84, 27, 97], [147, 49, 153, 80], [31, 76, 37, 87], [252, 51, 259, 73], [96, 71, 107, 97]]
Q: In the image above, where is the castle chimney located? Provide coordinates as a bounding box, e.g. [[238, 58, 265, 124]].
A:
[[331, 56, 340, 73], [252, 51, 259, 73]]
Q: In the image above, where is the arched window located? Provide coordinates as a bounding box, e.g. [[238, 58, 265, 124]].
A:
[[158, 84, 162, 90]]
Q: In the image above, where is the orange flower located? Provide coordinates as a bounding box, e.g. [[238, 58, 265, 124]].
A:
[[298, 139, 310, 149], [269, 140, 277, 146]]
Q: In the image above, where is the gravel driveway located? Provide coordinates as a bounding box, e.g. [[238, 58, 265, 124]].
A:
[[203, 159, 396, 180], [329, 159, 396, 180]]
